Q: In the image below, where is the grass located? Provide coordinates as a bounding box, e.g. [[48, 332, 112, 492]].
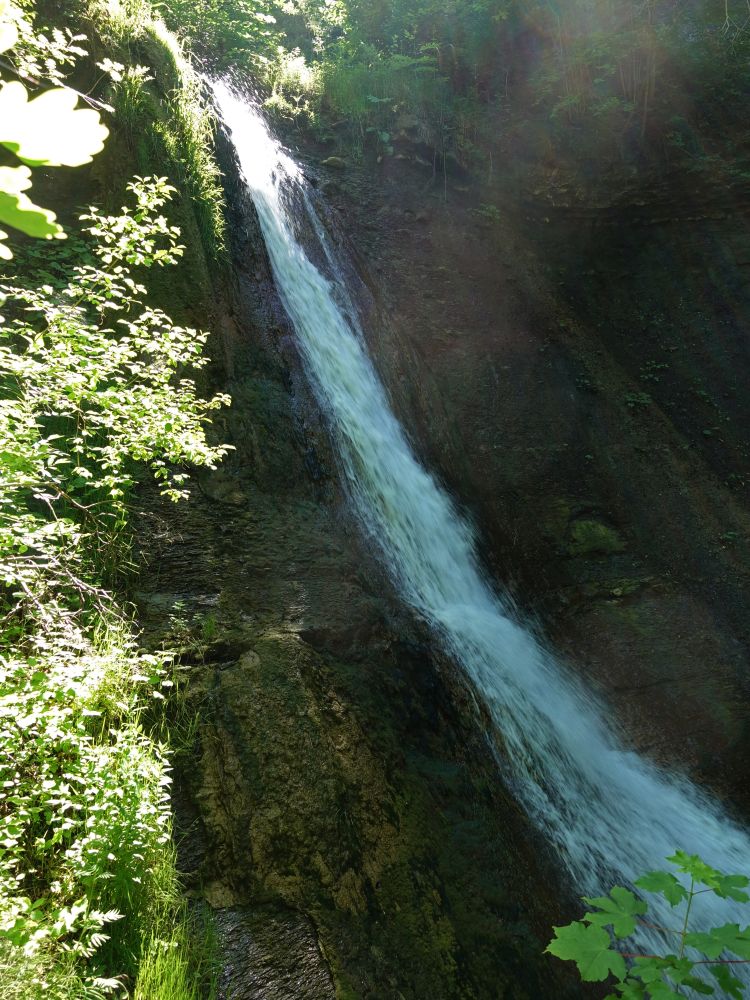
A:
[[266, 49, 484, 167], [133, 897, 217, 1000], [142, 17, 226, 257], [88, 0, 226, 257]]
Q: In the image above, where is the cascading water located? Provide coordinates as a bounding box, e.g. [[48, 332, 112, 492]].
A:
[[213, 80, 750, 974]]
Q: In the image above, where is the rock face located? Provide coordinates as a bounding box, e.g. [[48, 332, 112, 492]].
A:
[[305, 140, 750, 814], [133, 110, 750, 995], [134, 148, 588, 997]]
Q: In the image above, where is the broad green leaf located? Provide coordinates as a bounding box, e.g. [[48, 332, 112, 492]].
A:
[[711, 963, 744, 999], [635, 870, 688, 907], [647, 983, 687, 1000], [667, 851, 750, 900], [681, 978, 715, 996], [0, 164, 31, 196], [713, 874, 750, 902], [685, 923, 750, 959], [546, 921, 627, 982], [0, 190, 61, 239], [583, 886, 648, 938], [667, 852, 722, 887], [0, 82, 108, 167], [605, 980, 646, 1000], [632, 954, 702, 989], [685, 930, 726, 959]]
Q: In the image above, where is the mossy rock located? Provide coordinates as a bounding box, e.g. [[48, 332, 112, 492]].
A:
[[567, 519, 626, 557]]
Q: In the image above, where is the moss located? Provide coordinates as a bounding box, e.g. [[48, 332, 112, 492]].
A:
[[170, 610, 555, 998], [87, 0, 226, 260], [542, 497, 574, 544], [567, 518, 626, 557]]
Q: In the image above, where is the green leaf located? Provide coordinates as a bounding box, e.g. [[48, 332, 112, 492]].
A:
[[605, 980, 646, 1000], [0, 82, 109, 167], [0, 0, 19, 54], [667, 852, 750, 900], [713, 874, 750, 902], [711, 963, 744, 999], [647, 983, 687, 1000], [0, 166, 62, 240], [583, 886, 648, 938], [0, 18, 16, 54], [546, 921, 627, 982], [667, 852, 721, 886], [684, 923, 750, 959], [681, 978, 715, 996], [632, 957, 675, 985], [635, 870, 688, 907]]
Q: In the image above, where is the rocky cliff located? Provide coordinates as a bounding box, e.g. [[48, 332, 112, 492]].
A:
[[132, 95, 750, 999]]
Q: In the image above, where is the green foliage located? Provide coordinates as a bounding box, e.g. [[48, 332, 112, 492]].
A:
[[143, 19, 227, 256], [1, 176, 229, 578], [0, 1, 108, 258], [88, 0, 227, 257], [583, 887, 648, 939], [0, 3, 225, 996], [547, 853, 750, 998], [156, 0, 281, 72], [0, 174, 227, 995], [178, 0, 750, 173]]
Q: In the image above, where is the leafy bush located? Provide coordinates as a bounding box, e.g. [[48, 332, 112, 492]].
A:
[[0, 0, 108, 258], [0, 3, 226, 995], [156, 0, 280, 72], [547, 852, 750, 998], [0, 175, 228, 995]]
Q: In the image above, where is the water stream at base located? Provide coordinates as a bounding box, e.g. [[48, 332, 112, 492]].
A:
[[213, 81, 750, 977]]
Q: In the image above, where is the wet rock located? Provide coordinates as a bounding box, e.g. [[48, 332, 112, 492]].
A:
[[215, 906, 335, 1000], [321, 156, 348, 170], [320, 118, 750, 809], [134, 132, 604, 999]]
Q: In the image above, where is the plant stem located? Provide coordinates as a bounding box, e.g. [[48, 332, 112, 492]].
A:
[[680, 878, 695, 959]]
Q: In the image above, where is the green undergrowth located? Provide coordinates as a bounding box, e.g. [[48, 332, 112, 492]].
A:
[[0, 156, 227, 997]]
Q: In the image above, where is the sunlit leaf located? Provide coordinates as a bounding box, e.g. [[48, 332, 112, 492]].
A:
[[0, 18, 17, 54], [0, 166, 62, 241], [0, 82, 109, 166]]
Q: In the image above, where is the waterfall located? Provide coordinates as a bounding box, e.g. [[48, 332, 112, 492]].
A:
[[213, 81, 750, 974]]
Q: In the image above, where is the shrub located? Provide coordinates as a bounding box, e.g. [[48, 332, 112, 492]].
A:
[[547, 852, 750, 998]]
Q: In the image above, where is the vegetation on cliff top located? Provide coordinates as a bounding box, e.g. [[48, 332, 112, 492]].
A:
[[156, 0, 750, 182]]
